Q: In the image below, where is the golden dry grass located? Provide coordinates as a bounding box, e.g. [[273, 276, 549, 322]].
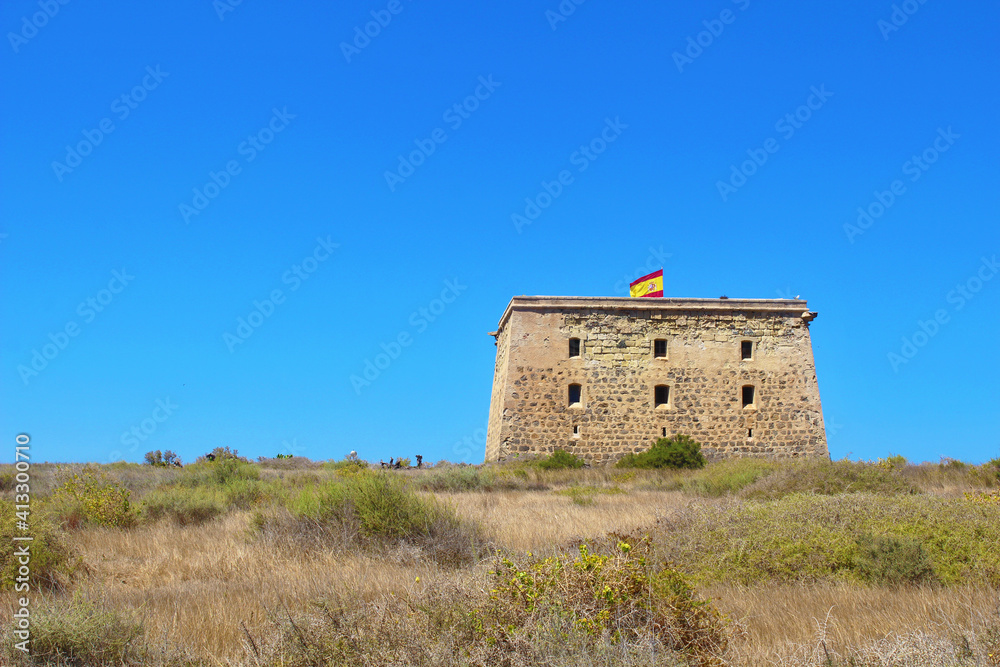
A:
[[710, 583, 1000, 666], [68, 512, 441, 663], [3, 460, 999, 665], [440, 489, 685, 552]]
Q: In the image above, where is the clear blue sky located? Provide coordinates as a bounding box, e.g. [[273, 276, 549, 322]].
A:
[[2, 0, 998, 465]]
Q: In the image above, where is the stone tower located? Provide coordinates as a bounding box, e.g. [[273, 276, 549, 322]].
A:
[[485, 296, 828, 464]]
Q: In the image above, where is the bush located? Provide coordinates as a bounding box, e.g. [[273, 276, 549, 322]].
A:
[[416, 465, 497, 492], [323, 458, 368, 476], [48, 468, 138, 528], [616, 434, 706, 470], [554, 485, 625, 506], [481, 538, 728, 664], [281, 471, 482, 565], [739, 458, 917, 499], [535, 449, 585, 470], [0, 503, 77, 591], [142, 486, 227, 525], [652, 493, 1000, 586], [143, 450, 181, 467], [198, 446, 247, 463], [984, 457, 1000, 482], [683, 458, 779, 496], [855, 533, 937, 586], [177, 458, 259, 488], [3, 594, 145, 666]]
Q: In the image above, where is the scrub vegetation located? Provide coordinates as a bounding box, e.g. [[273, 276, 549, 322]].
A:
[[2, 452, 999, 666]]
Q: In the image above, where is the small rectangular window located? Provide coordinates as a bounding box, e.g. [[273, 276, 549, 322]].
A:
[[742, 385, 755, 408], [747, 428, 753, 439], [741, 341, 753, 360], [568, 384, 582, 406], [569, 338, 581, 358], [662, 427, 667, 437], [654, 385, 670, 408], [653, 339, 667, 358], [573, 425, 580, 437]]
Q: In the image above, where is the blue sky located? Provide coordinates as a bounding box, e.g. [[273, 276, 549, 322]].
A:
[[2, 0, 997, 465]]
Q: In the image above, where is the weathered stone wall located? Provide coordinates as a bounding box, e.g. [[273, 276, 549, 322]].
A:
[[485, 297, 827, 464]]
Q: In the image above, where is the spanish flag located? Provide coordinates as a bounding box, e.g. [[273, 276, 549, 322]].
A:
[[629, 269, 663, 298]]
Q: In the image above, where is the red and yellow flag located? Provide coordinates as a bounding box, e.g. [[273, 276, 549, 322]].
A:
[[629, 269, 663, 298]]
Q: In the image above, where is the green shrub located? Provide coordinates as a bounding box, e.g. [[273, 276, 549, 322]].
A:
[[534, 449, 585, 470], [481, 538, 727, 663], [938, 457, 967, 472], [209, 446, 247, 461], [876, 453, 908, 470], [616, 434, 706, 470], [282, 471, 482, 565], [323, 458, 368, 476], [416, 465, 496, 492], [855, 533, 937, 586], [48, 468, 138, 528], [554, 485, 625, 506], [739, 458, 917, 499], [4, 594, 146, 666], [176, 458, 259, 488], [984, 457, 1000, 482], [683, 458, 778, 496], [142, 486, 226, 525], [652, 493, 1000, 586], [0, 504, 77, 591]]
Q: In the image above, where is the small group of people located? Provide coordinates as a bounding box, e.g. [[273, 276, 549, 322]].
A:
[[380, 454, 423, 469]]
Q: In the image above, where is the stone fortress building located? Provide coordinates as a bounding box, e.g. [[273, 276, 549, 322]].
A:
[[485, 296, 828, 464]]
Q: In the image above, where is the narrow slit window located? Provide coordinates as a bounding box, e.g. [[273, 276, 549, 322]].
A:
[[742, 385, 755, 408], [569, 338, 581, 358], [568, 384, 582, 406], [653, 339, 667, 358], [573, 425, 580, 437], [741, 340, 753, 360], [662, 427, 667, 437], [747, 428, 753, 439], [654, 385, 670, 408]]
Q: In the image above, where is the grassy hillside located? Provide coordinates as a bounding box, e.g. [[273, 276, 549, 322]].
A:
[[2, 454, 999, 666]]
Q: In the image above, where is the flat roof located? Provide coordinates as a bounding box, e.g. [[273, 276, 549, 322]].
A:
[[491, 295, 815, 334]]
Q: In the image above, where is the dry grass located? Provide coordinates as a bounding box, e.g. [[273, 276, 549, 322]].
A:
[[3, 459, 999, 665], [710, 583, 1000, 665], [440, 489, 683, 552], [64, 512, 451, 663]]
